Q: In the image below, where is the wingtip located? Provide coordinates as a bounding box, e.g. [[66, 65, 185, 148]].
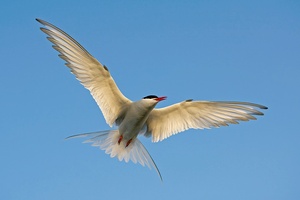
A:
[[36, 18, 48, 26], [263, 106, 268, 110], [64, 136, 72, 140]]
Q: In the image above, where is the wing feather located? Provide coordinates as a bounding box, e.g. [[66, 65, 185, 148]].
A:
[[37, 19, 131, 126], [146, 101, 267, 142]]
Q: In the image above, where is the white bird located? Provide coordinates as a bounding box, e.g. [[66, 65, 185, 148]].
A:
[[37, 19, 267, 180]]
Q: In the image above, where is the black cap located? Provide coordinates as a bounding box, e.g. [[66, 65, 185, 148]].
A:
[[143, 95, 158, 99]]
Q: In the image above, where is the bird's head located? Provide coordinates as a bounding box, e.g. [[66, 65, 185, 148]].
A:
[[143, 95, 167, 109], [142, 95, 167, 108]]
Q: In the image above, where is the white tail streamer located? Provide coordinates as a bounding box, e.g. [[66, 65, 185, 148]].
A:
[[66, 130, 162, 181]]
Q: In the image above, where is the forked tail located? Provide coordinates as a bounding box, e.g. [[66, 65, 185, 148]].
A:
[[66, 130, 162, 181]]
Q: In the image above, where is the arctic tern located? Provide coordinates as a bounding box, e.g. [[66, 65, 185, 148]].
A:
[[37, 19, 267, 180]]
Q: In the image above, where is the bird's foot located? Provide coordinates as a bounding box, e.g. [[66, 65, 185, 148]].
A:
[[118, 135, 123, 145], [125, 139, 133, 148]]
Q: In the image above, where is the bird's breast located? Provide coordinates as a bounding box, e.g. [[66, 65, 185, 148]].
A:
[[118, 102, 153, 140]]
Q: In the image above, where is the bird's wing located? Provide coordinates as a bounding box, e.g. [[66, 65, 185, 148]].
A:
[[146, 100, 268, 142], [37, 19, 131, 126]]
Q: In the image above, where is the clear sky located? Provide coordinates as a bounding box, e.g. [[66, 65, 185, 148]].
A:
[[1, 0, 299, 199]]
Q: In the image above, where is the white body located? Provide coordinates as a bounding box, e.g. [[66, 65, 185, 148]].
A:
[[118, 99, 156, 141], [37, 19, 267, 180]]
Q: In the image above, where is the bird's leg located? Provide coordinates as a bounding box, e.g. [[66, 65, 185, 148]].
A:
[[118, 135, 123, 145], [125, 139, 133, 148]]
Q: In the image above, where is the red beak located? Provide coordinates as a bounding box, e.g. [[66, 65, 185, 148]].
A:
[[155, 96, 167, 102]]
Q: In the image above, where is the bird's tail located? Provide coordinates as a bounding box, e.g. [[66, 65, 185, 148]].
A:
[[66, 130, 162, 180]]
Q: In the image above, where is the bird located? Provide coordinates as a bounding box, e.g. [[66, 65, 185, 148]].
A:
[[36, 18, 268, 180]]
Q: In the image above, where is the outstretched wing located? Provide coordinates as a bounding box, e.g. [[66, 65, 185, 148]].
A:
[[37, 19, 131, 126], [146, 100, 268, 142]]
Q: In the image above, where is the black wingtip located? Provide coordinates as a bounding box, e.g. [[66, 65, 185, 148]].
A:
[[36, 18, 47, 25], [260, 105, 268, 110]]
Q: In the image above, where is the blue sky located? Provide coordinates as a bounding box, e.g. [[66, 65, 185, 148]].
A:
[[1, 0, 299, 199]]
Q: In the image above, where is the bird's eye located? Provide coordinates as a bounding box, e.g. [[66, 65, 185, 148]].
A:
[[143, 95, 158, 99]]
